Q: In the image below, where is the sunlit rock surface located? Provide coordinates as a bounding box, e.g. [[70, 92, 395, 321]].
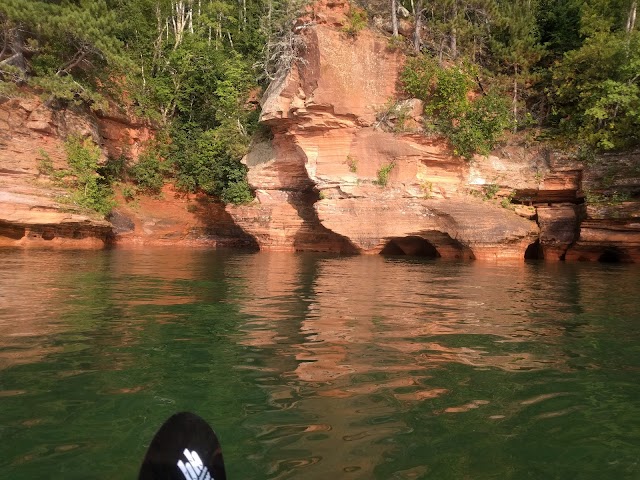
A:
[[227, 0, 640, 262], [0, 95, 253, 248], [230, 12, 537, 258]]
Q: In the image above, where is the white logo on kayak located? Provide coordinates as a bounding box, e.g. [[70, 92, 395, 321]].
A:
[[177, 448, 213, 480]]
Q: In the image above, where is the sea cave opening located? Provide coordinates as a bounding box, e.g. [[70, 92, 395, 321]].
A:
[[598, 248, 622, 263], [524, 240, 544, 260], [380, 236, 441, 258]]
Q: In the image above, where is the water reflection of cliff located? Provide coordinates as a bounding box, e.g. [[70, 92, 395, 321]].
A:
[[233, 253, 638, 478], [236, 254, 581, 380], [2, 250, 638, 478]]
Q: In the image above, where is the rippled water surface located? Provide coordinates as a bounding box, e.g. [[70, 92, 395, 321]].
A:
[[0, 249, 639, 479]]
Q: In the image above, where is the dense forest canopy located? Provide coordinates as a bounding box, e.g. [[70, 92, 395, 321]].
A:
[[0, 0, 638, 208]]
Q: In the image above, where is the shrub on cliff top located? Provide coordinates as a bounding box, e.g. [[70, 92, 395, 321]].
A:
[[401, 56, 512, 159], [343, 7, 368, 38]]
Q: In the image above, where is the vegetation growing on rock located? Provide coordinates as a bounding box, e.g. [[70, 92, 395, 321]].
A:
[[1, 0, 639, 216]]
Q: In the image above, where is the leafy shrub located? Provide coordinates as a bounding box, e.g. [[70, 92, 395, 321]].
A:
[[343, 7, 368, 38], [221, 180, 253, 204], [482, 183, 500, 200], [447, 92, 511, 158], [63, 135, 115, 216], [170, 123, 254, 204], [37, 149, 54, 175], [99, 155, 127, 183], [346, 155, 358, 173], [376, 162, 396, 186], [584, 189, 631, 205], [128, 148, 168, 195], [401, 57, 439, 102], [401, 56, 512, 159], [387, 35, 405, 51], [121, 185, 137, 202], [376, 99, 413, 133]]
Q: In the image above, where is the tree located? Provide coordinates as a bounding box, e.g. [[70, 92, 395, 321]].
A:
[[550, 0, 640, 150], [491, 0, 546, 129], [0, 0, 125, 108]]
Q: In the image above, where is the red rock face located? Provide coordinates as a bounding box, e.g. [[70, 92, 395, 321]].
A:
[[2, 3, 638, 261], [228, 17, 542, 261], [110, 185, 258, 249], [229, 6, 640, 262], [0, 95, 249, 249], [562, 152, 640, 263]]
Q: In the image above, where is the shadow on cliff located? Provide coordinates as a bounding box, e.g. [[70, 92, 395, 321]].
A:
[[290, 189, 359, 254], [190, 195, 259, 250]]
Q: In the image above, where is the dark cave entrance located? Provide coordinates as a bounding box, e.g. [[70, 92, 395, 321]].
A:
[[598, 248, 622, 263], [380, 236, 441, 258], [524, 240, 544, 260]]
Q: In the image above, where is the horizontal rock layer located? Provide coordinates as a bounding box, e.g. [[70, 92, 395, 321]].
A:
[[0, 95, 253, 249], [228, 3, 640, 263]]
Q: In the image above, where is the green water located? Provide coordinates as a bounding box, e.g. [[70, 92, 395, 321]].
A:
[[0, 249, 638, 479]]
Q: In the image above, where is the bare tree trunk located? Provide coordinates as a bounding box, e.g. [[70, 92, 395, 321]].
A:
[[413, 0, 423, 52], [238, 0, 247, 30], [153, 4, 164, 69], [265, 0, 273, 68], [391, 0, 399, 36], [0, 25, 28, 77], [172, 1, 194, 48], [626, 0, 637, 33], [449, 0, 458, 59], [450, 27, 457, 58], [513, 64, 518, 133], [243, 0, 247, 29], [56, 44, 91, 76]]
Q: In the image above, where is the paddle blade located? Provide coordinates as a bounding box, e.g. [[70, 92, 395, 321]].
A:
[[138, 412, 226, 480]]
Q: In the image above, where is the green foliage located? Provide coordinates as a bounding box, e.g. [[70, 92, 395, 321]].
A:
[[376, 162, 396, 186], [343, 6, 368, 38], [221, 180, 253, 204], [420, 181, 433, 198], [346, 155, 358, 173], [584, 189, 632, 205], [500, 192, 515, 208], [0, 0, 125, 108], [387, 35, 406, 51], [1, 0, 259, 205], [170, 122, 254, 204], [63, 135, 115, 216], [99, 156, 127, 184], [400, 57, 439, 101], [447, 91, 512, 158], [2, 0, 639, 208], [401, 56, 511, 158], [425, 66, 473, 119], [548, 4, 640, 151], [376, 99, 413, 133], [483, 183, 500, 200], [537, 0, 583, 54], [128, 148, 168, 195], [37, 150, 54, 176], [121, 185, 137, 202]]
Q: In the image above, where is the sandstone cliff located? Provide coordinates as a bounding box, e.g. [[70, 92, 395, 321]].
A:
[[0, 95, 253, 248], [1, 0, 638, 261], [227, 0, 640, 262]]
